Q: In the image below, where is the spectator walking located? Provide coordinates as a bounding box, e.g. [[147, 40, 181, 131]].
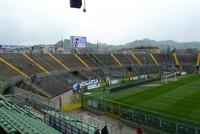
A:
[[136, 121, 143, 134], [101, 126, 108, 134], [94, 129, 100, 134]]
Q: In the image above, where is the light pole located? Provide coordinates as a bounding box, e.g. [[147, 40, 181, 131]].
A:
[[83, 0, 86, 12]]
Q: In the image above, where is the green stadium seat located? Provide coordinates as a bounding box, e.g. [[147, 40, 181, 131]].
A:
[[0, 95, 61, 134]]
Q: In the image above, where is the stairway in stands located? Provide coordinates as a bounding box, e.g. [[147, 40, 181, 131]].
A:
[[85, 54, 116, 77], [86, 54, 107, 68]]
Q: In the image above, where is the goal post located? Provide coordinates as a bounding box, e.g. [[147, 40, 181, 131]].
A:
[[161, 72, 178, 84]]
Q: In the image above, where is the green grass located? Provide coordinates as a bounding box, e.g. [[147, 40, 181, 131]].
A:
[[89, 75, 200, 124]]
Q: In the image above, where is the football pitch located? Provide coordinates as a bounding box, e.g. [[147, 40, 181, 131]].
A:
[[88, 75, 200, 124]]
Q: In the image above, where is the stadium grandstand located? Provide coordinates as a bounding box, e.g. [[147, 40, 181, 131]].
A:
[[1, 0, 200, 134], [0, 49, 200, 134]]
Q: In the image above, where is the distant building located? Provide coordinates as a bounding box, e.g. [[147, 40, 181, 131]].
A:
[[56, 47, 70, 54], [0, 44, 30, 53], [133, 45, 161, 54], [118, 45, 161, 54], [118, 48, 133, 54], [175, 48, 198, 54], [32, 44, 70, 54], [43, 45, 56, 54]]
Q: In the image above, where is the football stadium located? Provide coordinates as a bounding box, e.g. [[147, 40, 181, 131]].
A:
[[0, 50, 200, 134], [1, 0, 200, 134]]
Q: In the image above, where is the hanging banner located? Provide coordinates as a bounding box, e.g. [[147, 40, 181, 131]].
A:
[[73, 79, 99, 90]]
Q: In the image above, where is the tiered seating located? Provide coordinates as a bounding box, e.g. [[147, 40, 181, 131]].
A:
[[94, 54, 124, 77], [126, 54, 142, 66], [0, 95, 61, 134], [112, 54, 142, 77], [54, 54, 86, 70], [132, 53, 160, 74], [136, 53, 154, 65], [93, 69, 106, 78], [27, 54, 63, 72], [81, 54, 115, 77], [178, 54, 196, 65], [0, 53, 42, 76], [0, 53, 199, 98], [95, 54, 118, 66], [78, 54, 97, 68], [88, 54, 107, 68], [114, 54, 131, 65], [154, 53, 167, 65], [178, 53, 196, 72], [43, 54, 64, 70], [33, 75, 71, 96], [79, 70, 97, 80], [157, 53, 176, 72], [0, 60, 18, 78], [53, 72, 84, 85]]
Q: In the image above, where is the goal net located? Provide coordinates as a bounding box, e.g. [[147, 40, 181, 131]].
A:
[[161, 72, 178, 84]]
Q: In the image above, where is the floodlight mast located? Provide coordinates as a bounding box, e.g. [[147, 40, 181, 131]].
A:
[[83, 0, 86, 12], [70, 0, 86, 12]]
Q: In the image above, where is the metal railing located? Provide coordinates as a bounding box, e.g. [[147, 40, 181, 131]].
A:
[[83, 94, 200, 134]]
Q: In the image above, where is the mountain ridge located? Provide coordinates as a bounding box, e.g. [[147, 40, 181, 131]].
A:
[[56, 38, 200, 50]]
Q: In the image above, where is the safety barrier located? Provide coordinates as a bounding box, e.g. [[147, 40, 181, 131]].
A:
[[109, 77, 160, 93], [62, 103, 82, 111], [83, 94, 200, 134], [44, 110, 95, 134]]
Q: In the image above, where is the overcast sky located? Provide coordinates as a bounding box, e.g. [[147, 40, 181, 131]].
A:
[[0, 0, 200, 45]]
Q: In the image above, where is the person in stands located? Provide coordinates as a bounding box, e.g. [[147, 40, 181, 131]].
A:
[[136, 121, 143, 134], [101, 126, 108, 134], [94, 128, 100, 134]]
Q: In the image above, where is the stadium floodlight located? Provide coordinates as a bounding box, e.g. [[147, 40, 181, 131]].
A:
[[70, 0, 82, 8], [70, 0, 86, 12], [83, 0, 86, 12]]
